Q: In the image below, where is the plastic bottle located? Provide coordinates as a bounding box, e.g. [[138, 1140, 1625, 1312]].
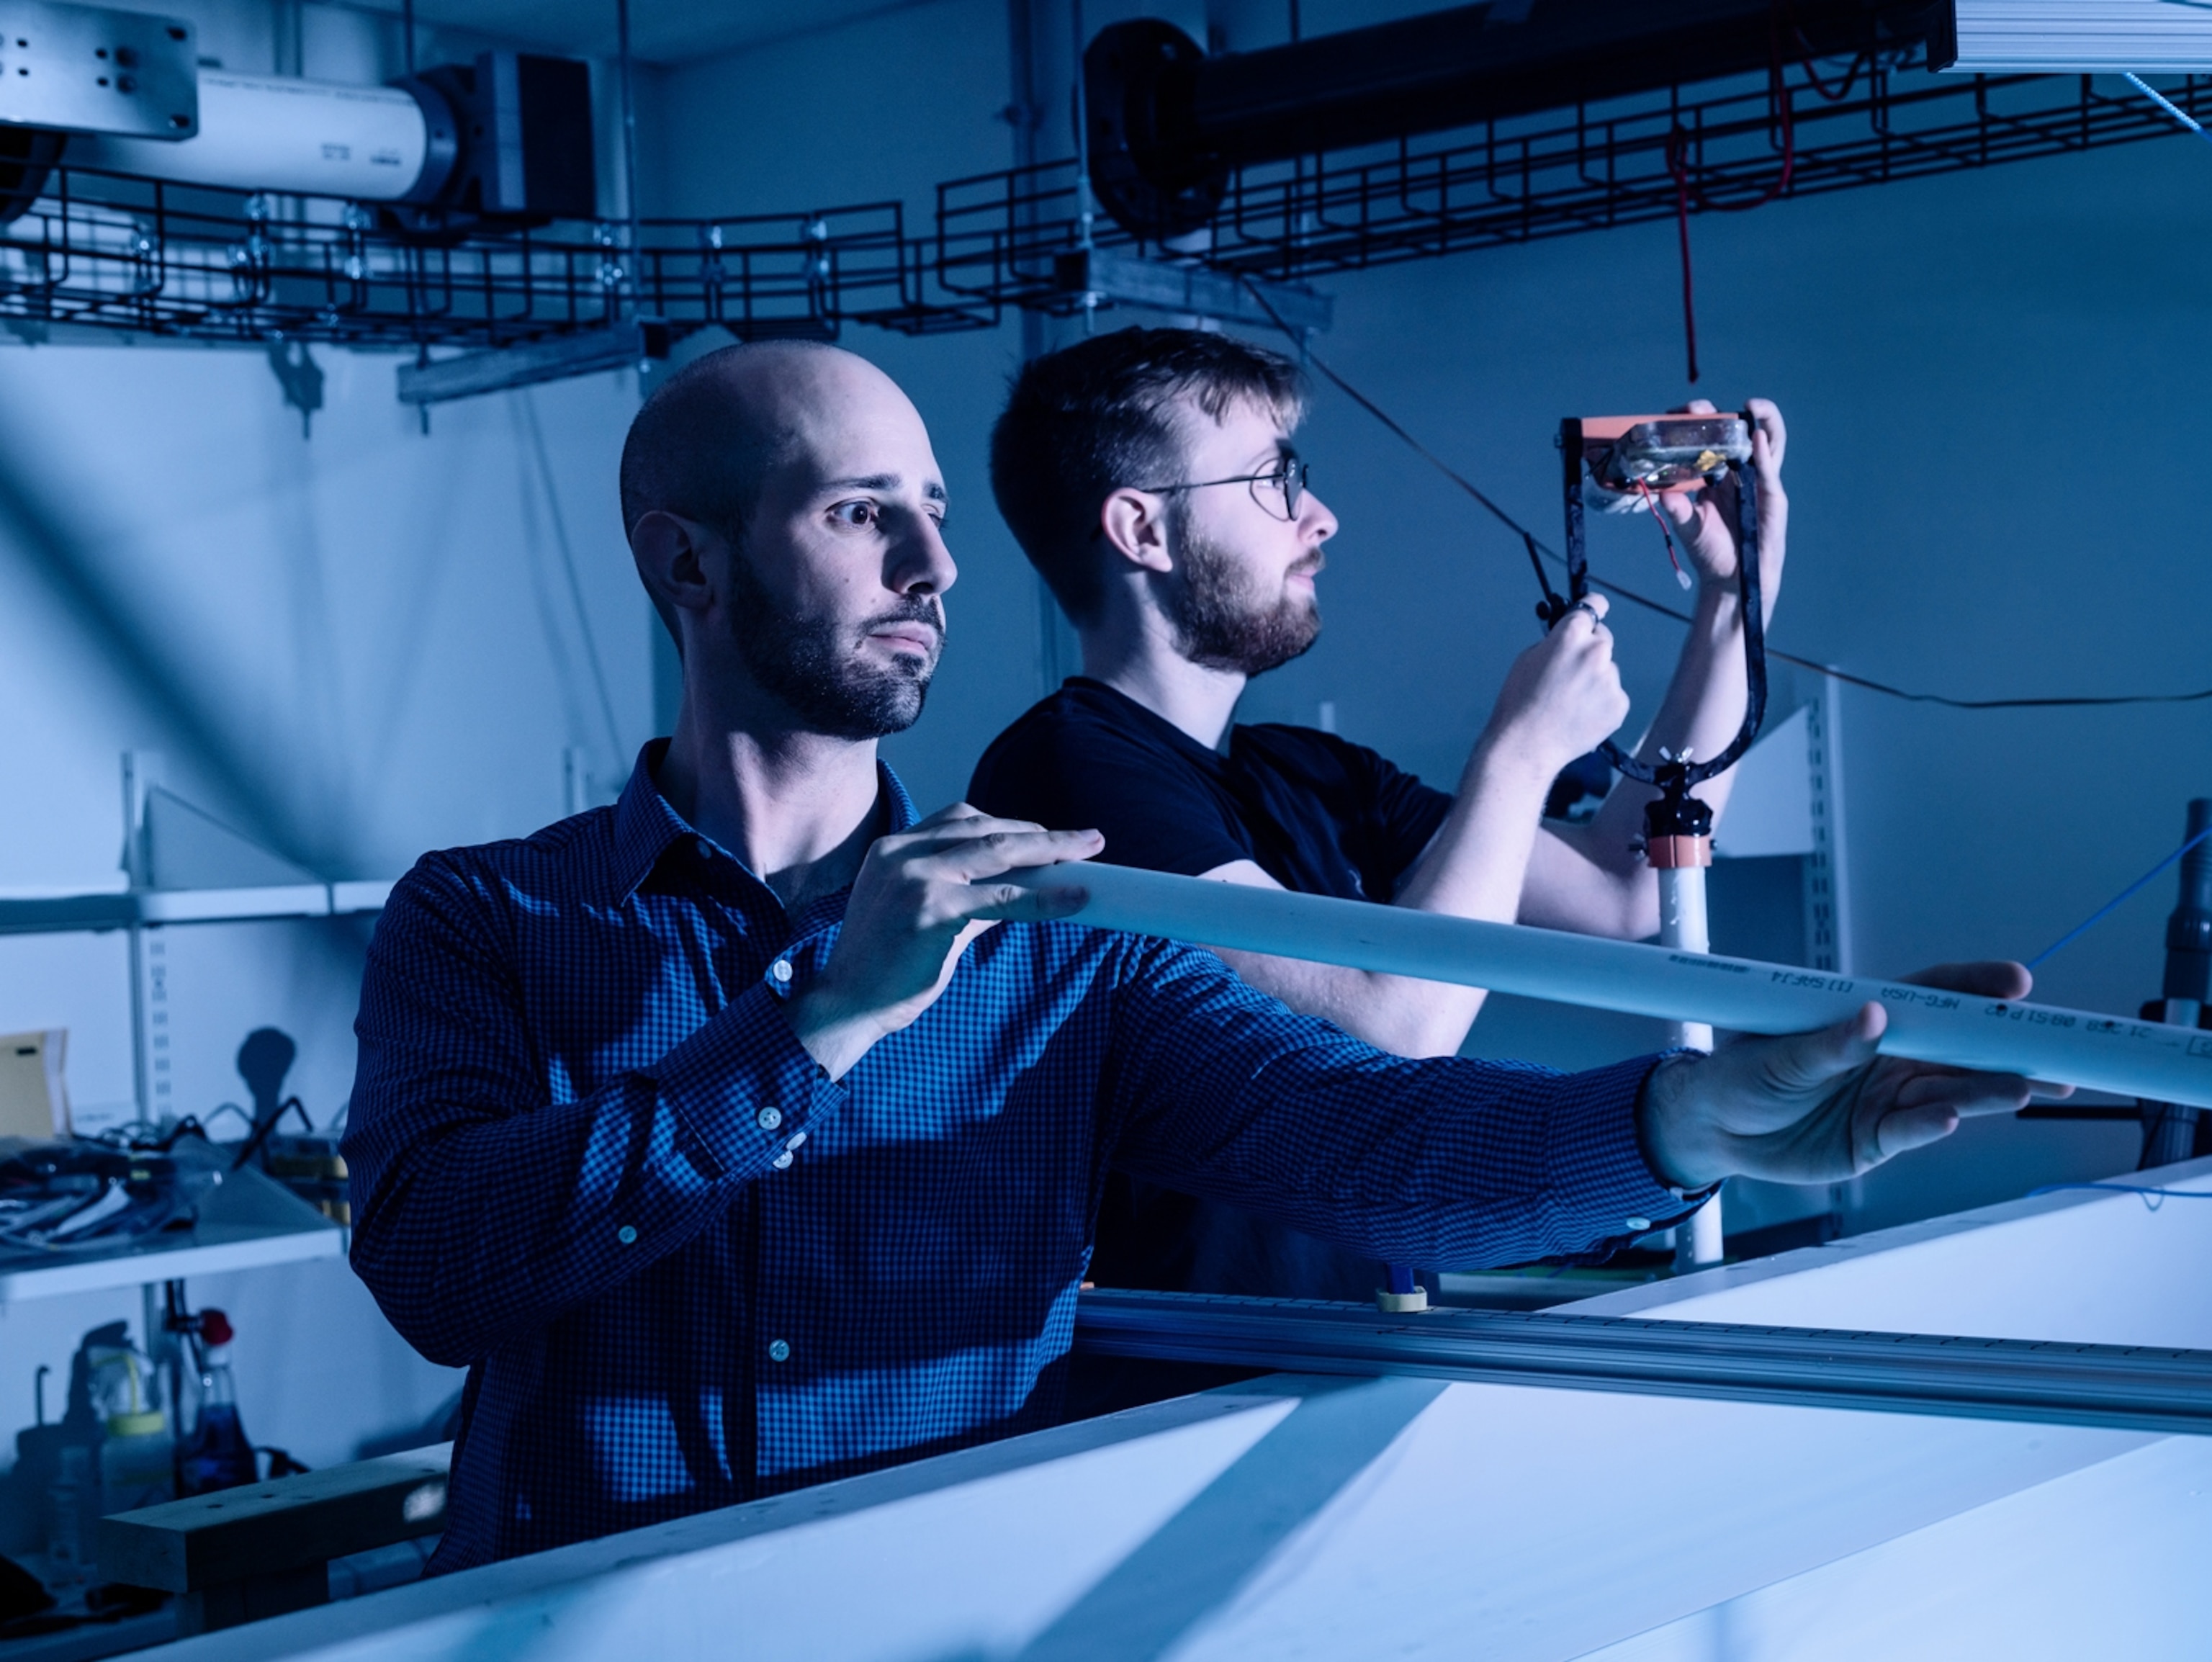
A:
[[89, 1333, 174, 1516], [175, 1309, 256, 1496]]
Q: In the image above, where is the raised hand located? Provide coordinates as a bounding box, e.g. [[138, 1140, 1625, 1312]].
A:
[[1480, 593, 1632, 776], [1658, 397, 1787, 615], [1639, 961, 2048, 1190], [786, 805, 1102, 1079]]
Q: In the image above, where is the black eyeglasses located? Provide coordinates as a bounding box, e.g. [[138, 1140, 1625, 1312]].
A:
[[1130, 452, 1310, 521]]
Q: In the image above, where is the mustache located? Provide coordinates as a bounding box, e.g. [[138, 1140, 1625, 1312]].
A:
[[858, 595, 946, 644]]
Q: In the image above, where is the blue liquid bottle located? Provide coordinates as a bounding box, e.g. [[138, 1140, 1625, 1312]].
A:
[[175, 1309, 257, 1496]]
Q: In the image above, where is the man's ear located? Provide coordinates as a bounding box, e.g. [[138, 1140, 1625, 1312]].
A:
[[1097, 488, 1176, 575], [631, 511, 718, 635]]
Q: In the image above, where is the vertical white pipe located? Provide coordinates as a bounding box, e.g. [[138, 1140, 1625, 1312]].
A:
[[1659, 862, 1723, 1266], [1658, 866, 1712, 1052]]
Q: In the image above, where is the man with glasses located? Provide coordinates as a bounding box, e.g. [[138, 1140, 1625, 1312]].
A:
[[971, 327, 1789, 1311]]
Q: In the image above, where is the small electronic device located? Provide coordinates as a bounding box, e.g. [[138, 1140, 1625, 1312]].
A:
[[1575, 413, 1753, 509]]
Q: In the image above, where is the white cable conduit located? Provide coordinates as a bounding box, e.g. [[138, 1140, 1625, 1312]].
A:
[[1007, 861, 2212, 1108]]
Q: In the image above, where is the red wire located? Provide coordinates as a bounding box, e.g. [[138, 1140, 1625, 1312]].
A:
[[1635, 482, 1692, 588], [1665, 1, 1801, 384], [1668, 132, 1699, 385]]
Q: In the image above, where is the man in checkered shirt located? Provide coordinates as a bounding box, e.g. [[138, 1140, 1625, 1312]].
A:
[[344, 341, 2040, 1570]]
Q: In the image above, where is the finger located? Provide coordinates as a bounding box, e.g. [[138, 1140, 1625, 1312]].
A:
[[1900, 960, 2031, 1000], [921, 827, 1105, 883], [1890, 1068, 2036, 1118], [1668, 398, 1719, 416], [914, 801, 993, 827], [1745, 397, 1786, 466], [1750, 428, 1785, 495], [1874, 1104, 1960, 1162], [886, 812, 1060, 855], [1576, 593, 1610, 623], [965, 879, 1093, 924], [1761, 1000, 1887, 1092]]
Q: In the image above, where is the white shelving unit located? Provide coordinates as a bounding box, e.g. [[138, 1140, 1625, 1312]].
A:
[[0, 881, 394, 938], [0, 756, 377, 1310], [0, 754, 397, 1131], [0, 1163, 345, 1306]]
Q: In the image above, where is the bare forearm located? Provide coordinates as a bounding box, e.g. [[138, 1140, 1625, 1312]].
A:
[[1209, 947, 1476, 1058], [1208, 740, 1557, 1058]]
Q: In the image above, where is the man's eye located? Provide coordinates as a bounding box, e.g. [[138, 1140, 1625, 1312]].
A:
[[830, 500, 878, 528]]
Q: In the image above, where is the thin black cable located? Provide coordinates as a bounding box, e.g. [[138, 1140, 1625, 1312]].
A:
[[1236, 277, 2212, 714], [2028, 1182, 2212, 1211]]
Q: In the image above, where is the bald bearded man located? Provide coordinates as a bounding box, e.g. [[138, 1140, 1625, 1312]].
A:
[[343, 341, 2044, 1568]]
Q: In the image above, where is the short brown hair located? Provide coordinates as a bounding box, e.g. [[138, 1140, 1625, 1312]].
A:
[[990, 328, 1305, 626]]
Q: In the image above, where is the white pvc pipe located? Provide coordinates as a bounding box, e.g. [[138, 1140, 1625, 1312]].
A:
[[1657, 866, 1714, 1054], [66, 72, 432, 201], [1656, 864, 1721, 1264], [1007, 861, 2212, 1109]]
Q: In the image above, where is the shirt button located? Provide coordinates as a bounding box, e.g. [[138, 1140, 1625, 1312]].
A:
[[695, 838, 713, 861], [770, 958, 793, 984], [617, 1225, 638, 1245], [767, 1339, 791, 1362], [1625, 1216, 1652, 1234], [772, 1151, 795, 1170], [784, 1131, 806, 1151], [757, 1106, 783, 1131]]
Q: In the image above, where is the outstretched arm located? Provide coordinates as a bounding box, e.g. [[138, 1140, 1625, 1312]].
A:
[[1524, 397, 1789, 941]]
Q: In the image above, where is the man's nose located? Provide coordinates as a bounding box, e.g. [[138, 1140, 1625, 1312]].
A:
[[1301, 488, 1339, 544], [888, 509, 958, 596]]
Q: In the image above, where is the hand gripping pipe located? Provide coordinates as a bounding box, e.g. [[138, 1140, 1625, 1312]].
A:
[[1004, 861, 2212, 1108]]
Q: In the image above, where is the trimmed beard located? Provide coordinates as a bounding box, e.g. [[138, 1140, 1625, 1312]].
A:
[[726, 547, 943, 740], [1164, 503, 1321, 677]]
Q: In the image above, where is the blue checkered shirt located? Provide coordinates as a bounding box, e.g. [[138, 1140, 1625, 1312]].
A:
[[345, 745, 1690, 1570]]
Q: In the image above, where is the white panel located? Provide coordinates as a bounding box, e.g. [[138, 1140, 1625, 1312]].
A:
[[1572, 1156, 2212, 1349], [1943, 1, 2212, 73], [1712, 704, 1813, 858]]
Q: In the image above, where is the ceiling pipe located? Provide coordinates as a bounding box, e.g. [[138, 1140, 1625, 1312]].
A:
[[1083, 0, 1940, 238]]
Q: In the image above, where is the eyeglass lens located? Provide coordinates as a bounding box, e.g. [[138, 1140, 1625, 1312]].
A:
[[1253, 458, 1305, 520]]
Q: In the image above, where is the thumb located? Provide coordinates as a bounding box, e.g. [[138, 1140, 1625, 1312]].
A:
[[1762, 1001, 1886, 1094]]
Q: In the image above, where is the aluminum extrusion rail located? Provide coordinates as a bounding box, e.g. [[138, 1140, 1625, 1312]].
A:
[[1074, 1289, 2212, 1437]]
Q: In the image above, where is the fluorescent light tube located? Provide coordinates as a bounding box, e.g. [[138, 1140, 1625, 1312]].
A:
[[1937, 1, 2212, 73]]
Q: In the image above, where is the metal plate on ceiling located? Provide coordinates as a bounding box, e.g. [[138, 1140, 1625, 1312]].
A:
[[0, 0, 196, 139]]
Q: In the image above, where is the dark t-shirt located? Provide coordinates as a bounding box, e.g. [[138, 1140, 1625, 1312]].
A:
[[968, 678, 1454, 1305]]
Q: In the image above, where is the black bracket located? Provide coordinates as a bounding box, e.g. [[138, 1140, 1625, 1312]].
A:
[[1557, 414, 1768, 836]]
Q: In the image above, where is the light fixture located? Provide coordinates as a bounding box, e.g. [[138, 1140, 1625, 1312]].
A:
[[1934, 1, 2212, 74]]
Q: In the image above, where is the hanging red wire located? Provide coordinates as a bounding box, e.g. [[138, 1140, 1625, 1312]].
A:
[[1665, 0, 1801, 383]]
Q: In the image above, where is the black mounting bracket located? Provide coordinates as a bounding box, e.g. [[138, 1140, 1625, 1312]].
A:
[[1558, 413, 1768, 830]]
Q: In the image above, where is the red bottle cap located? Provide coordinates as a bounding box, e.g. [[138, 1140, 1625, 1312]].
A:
[[199, 1309, 234, 1347]]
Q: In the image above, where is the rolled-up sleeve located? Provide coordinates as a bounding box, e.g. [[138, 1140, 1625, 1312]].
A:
[[1103, 935, 1696, 1267], [343, 857, 844, 1366]]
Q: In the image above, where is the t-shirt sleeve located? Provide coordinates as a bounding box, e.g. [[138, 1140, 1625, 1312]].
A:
[[1359, 745, 1455, 884], [968, 711, 1255, 878]]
